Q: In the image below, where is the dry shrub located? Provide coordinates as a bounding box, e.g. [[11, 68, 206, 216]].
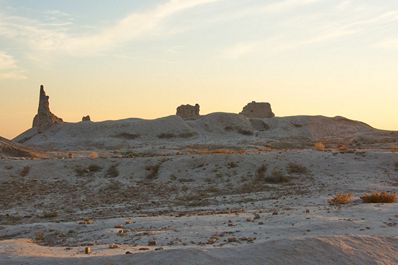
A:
[[19, 166, 30, 177], [287, 163, 308, 175], [255, 165, 267, 180], [106, 164, 119, 178], [145, 164, 160, 179], [266, 169, 289, 184], [337, 144, 348, 152], [388, 144, 398, 153], [34, 231, 45, 242], [360, 192, 397, 203], [178, 132, 196, 138], [114, 133, 140, 140], [89, 152, 98, 159], [314, 142, 325, 151], [237, 129, 254, 136], [158, 133, 176, 139], [88, 164, 102, 172], [328, 193, 353, 205], [41, 211, 58, 219]]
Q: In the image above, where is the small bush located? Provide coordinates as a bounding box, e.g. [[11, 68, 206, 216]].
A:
[[255, 164, 267, 180], [19, 166, 30, 177], [41, 211, 58, 218], [34, 231, 45, 242], [237, 129, 254, 136], [145, 164, 160, 179], [88, 152, 98, 159], [88, 164, 102, 172], [158, 133, 176, 139], [287, 163, 308, 174], [114, 133, 140, 140], [106, 165, 119, 178], [227, 161, 238, 169], [360, 192, 397, 203], [178, 132, 196, 138], [328, 193, 353, 205], [266, 169, 289, 184], [314, 142, 325, 151], [337, 144, 348, 152]]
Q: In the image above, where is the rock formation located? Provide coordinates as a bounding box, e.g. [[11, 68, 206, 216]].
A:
[[32, 85, 63, 133], [176, 104, 200, 120], [82, 115, 91, 122], [240, 101, 275, 119]]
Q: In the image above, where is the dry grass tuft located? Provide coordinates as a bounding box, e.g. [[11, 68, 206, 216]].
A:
[[106, 164, 119, 178], [266, 169, 289, 184], [360, 192, 397, 203], [145, 164, 161, 179], [88, 152, 98, 159], [287, 163, 308, 175], [19, 166, 30, 177], [328, 193, 353, 205], [314, 142, 326, 151]]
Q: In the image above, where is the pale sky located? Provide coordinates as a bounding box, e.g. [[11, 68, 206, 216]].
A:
[[1, 0, 398, 139]]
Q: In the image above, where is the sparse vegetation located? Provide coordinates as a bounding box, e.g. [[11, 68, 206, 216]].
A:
[[145, 164, 160, 179], [337, 144, 348, 152], [157, 133, 176, 139], [227, 161, 238, 169], [224, 126, 253, 136], [41, 211, 58, 219], [106, 164, 119, 178], [287, 163, 308, 175], [114, 133, 140, 140], [88, 152, 98, 159], [157, 132, 196, 139], [328, 193, 353, 205], [34, 231, 45, 242], [360, 192, 397, 203], [178, 132, 196, 138], [255, 164, 267, 180], [19, 166, 30, 177], [88, 164, 102, 172], [314, 142, 326, 151], [266, 169, 289, 184], [237, 129, 254, 136], [75, 164, 102, 177]]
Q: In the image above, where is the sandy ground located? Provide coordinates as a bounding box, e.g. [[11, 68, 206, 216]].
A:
[[1, 113, 398, 264], [1, 147, 398, 264]]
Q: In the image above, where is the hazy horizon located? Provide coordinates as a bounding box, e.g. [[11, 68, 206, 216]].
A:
[[1, 0, 398, 138]]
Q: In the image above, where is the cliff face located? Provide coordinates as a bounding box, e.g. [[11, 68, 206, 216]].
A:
[[32, 85, 63, 133]]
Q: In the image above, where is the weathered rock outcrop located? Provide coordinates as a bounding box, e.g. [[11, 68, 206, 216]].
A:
[[240, 101, 275, 118], [32, 85, 63, 133], [82, 115, 91, 122], [176, 104, 200, 120]]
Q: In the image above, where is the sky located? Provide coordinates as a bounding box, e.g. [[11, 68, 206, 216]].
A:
[[0, 0, 398, 139]]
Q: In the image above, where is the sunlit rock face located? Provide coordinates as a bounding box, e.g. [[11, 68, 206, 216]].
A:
[[240, 101, 275, 119], [32, 85, 63, 133], [176, 104, 200, 120]]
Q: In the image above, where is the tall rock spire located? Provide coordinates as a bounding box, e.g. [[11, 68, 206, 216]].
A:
[[32, 85, 63, 132]]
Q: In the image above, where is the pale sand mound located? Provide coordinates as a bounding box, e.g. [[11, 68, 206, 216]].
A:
[[0, 136, 46, 158], [1, 236, 397, 265]]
